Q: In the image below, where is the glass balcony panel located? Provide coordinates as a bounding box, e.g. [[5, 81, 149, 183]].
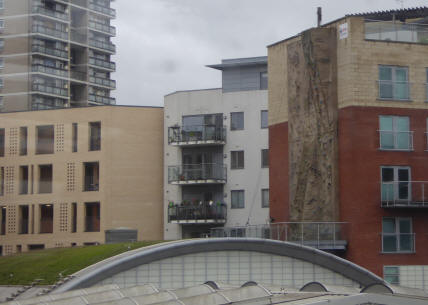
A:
[[32, 45, 68, 59], [89, 57, 115, 70], [32, 25, 68, 40], [32, 6, 68, 21]]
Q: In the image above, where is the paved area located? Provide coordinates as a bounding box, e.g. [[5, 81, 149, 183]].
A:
[[0, 286, 48, 303]]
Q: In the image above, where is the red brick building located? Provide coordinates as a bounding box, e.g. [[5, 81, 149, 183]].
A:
[[268, 8, 428, 290]]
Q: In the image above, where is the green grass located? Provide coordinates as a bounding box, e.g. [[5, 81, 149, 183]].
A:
[[0, 241, 163, 285]]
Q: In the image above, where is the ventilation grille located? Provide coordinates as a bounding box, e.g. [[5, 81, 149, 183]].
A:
[[7, 205, 16, 234], [8, 128, 18, 156], [66, 163, 75, 192], [56, 124, 65, 152], [5, 166, 14, 194], [59, 203, 68, 232]]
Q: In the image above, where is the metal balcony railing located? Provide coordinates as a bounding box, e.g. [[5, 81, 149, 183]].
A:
[[32, 24, 68, 40], [89, 39, 116, 52], [168, 163, 227, 184], [32, 44, 68, 59], [88, 2, 116, 17], [168, 203, 227, 224], [365, 19, 428, 44], [378, 130, 414, 150], [32, 64, 68, 77], [88, 94, 115, 105], [168, 125, 226, 145], [88, 20, 116, 35], [381, 181, 428, 208], [32, 83, 68, 97], [89, 75, 116, 88], [32, 6, 68, 21], [210, 222, 348, 251], [89, 57, 116, 70], [381, 233, 415, 253]]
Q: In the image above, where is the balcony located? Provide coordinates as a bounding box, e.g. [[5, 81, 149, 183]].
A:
[[88, 20, 116, 36], [88, 93, 115, 105], [168, 203, 227, 224], [32, 6, 69, 21], [70, 70, 87, 81], [381, 181, 428, 208], [168, 164, 227, 184], [32, 83, 68, 97], [168, 125, 226, 146], [378, 130, 414, 151], [32, 24, 68, 40], [88, 2, 116, 18], [32, 44, 68, 59], [32, 64, 68, 78], [382, 233, 415, 253], [89, 75, 116, 88], [89, 39, 116, 53], [89, 57, 115, 71], [210, 222, 348, 251], [365, 20, 428, 44]]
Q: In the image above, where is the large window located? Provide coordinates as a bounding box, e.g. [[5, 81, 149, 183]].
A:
[[381, 166, 410, 203], [382, 217, 414, 253], [261, 110, 268, 129], [231, 150, 244, 169], [379, 65, 409, 100], [85, 202, 100, 232], [39, 164, 53, 194], [379, 116, 412, 150], [36, 125, 54, 154], [19, 127, 27, 156], [262, 189, 269, 208], [231, 190, 245, 209], [89, 122, 101, 151], [230, 112, 244, 130]]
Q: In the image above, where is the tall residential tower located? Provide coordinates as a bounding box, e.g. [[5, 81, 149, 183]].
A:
[[0, 0, 116, 112]]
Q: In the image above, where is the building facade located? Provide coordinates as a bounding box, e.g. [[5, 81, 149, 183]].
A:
[[0, 0, 116, 112], [163, 57, 269, 239], [0, 106, 163, 255], [268, 7, 428, 290]]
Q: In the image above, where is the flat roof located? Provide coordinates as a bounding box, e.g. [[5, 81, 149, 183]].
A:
[[207, 56, 267, 70]]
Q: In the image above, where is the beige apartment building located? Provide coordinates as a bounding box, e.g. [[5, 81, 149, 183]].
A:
[[0, 0, 116, 112], [0, 105, 164, 256]]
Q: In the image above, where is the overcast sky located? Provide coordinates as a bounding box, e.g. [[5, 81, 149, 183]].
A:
[[111, 0, 428, 107]]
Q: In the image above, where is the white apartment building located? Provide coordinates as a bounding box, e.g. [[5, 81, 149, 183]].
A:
[[163, 57, 269, 239]]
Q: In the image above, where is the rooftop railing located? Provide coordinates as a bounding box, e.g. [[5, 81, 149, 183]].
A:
[[210, 222, 348, 251], [32, 44, 68, 59], [168, 125, 226, 145], [381, 181, 428, 208], [168, 163, 227, 184], [32, 24, 68, 40], [88, 57, 116, 71], [365, 19, 428, 44], [168, 203, 227, 224]]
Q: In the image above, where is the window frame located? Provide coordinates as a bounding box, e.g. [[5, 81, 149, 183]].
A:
[[230, 112, 244, 131], [261, 149, 269, 168], [261, 110, 268, 129], [260, 71, 268, 90], [378, 65, 410, 101], [379, 115, 412, 151], [384, 266, 400, 285], [381, 166, 411, 203], [382, 217, 414, 253], [231, 190, 245, 209], [231, 150, 244, 169]]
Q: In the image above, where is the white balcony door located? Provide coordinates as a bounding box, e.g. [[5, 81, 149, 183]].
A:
[[381, 166, 411, 202]]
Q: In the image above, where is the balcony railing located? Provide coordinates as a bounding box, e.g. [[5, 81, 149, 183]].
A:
[[89, 39, 116, 52], [89, 75, 116, 88], [32, 24, 68, 40], [378, 130, 414, 151], [88, 2, 116, 17], [32, 64, 68, 77], [168, 125, 226, 146], [210, 222, 348, 251], [32, 83, 68, 97], [89, 57, 116, 70], [88, 93, 115, 105], [382, 233, 415, 253], [88, 21, 116, 35], [365, 20, 428, 44], [381, 181, 428, 208], [168, 163, 227, 184], [32, 44, 68, 59], [32, 6, 68, 21], [168, 203, 227, 224]]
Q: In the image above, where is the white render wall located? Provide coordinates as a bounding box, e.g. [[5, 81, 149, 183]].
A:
[[163, 88, 269, 240]]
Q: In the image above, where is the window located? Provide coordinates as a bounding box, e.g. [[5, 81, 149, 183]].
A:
[[85, 202, 100, 232], [261, 149, 269, 168], [0, 128, 4, 157], [384, 266, 400, 285], [230, 112, 244, 130], [0, 39, 4, 51], [231, 190, 245, 209], [381, 166, 410, 203], [181, 113, 223, 142], [379, 65, 409, 100], [89, 122, 101, 151], [382, 217, 414, 253], [0, 58, 4, 69], [39, 204, 53, 234], [72, 123, 78, 152], [19, 165, 28, 195], [0, 78, 3, 88], [0, 97, 3, 111], [262, 189, 269, 208], [231, 150, 244, 169], [0, 206, 5, 235], [84, 162, 99, 191], [0, 167, 3, 196], [0, 19, 4, 30], [18, 205, 29, 234], [261, 110, 268, 128], [0, 0, 4, 9], [260, 71, 268, 90], [38, 164, 53, 194], [19, 127, 27, 156], [379, 116, 412, 150], [36, 125, 54, 154], [71, 202, 77, 233]]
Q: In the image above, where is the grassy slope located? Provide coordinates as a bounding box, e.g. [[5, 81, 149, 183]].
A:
[[0, 241, 162, 285]]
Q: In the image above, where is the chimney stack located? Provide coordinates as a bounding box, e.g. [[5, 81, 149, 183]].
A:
[[317, 7, 322, 27]]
